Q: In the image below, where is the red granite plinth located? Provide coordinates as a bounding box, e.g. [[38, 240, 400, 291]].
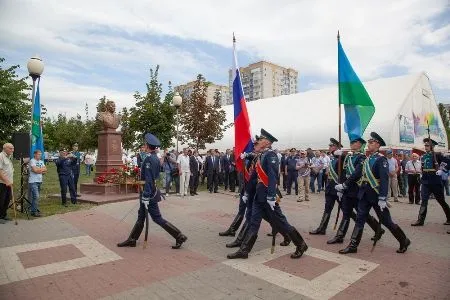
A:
[[94, 129, 123, 178], [80, 183, 120, 195]]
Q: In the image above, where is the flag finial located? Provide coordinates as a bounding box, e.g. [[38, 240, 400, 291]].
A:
[[337, 30, 340, 40], [233, 32, 236, 43]]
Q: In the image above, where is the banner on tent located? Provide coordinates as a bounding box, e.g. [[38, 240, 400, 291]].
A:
[[399, 115, 414, 144]]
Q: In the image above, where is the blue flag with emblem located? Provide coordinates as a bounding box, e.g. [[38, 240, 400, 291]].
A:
[[30, 79, 44, 157]]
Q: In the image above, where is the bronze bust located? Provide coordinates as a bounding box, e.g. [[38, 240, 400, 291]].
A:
[[96, 100, 121, 130]]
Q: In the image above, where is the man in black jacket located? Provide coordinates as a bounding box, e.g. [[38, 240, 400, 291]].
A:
[[189, 150, 200, 196], [205, 149, 220, 193]]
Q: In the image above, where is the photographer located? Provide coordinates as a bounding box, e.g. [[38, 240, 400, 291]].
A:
[[29, 149, 47, 217]]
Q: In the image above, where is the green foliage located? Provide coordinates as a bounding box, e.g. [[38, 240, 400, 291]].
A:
[[120, 107, 134, 151], [179, 74, 230, 149], [128, 66, 176, 148], [0, 57, 31, 145]]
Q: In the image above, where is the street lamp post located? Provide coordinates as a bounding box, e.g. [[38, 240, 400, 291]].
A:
[[27, 55, 44, 139], [172, 92, 183, 153]]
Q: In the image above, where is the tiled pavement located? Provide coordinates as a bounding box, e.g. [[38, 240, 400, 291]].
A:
[[0, 190, 449, 299]]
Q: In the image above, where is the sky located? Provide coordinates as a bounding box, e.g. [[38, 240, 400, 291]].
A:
[[1, 0, 449, 118]]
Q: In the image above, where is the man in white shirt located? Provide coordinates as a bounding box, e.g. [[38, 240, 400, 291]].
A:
[[320, 151, 330, 190], [177, 148, 191, 197], [405, 153, 421, 204], [29, 150, 47, 217], [0, 143, 14, 223], [386, 149, 399, 202]]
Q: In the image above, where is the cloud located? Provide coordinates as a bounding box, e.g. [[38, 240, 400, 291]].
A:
[[1, 0, 449, 118]]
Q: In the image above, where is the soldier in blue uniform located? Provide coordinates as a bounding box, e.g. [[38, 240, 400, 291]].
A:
[[331, 138, 384, 244], [227, 129, 307, 259], [117, 133, 187, 249], [411, 138, 450, 226], [285, 148, 299, 195], [339, 132, 410, 254], [55, 148, 77, 206], [226, 137, 291, 248], [71, 143, 81, 196], [309, 138, 345, 235]]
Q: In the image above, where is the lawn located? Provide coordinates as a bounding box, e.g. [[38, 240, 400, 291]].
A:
[[11, 160, 95, 220]]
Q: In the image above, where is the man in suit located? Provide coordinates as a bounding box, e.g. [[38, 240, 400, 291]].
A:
[[189, 150, 200, 196], [222, 149, 232, 191], [205, 149, 220, 193], [229, 149, 237, 193]]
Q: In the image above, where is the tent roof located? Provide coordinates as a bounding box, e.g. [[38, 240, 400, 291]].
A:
[[208, 73, 442, 151]]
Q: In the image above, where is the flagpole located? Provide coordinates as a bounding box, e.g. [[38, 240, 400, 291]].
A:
[[335, 30, 342, 230]]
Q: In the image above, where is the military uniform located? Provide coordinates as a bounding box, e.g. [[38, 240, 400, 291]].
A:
[[227, 129, 307, 259], [71, 143, 81, 195], [310, 138, 347, 235], [411, 138, 450, 226], [117, 133, 187, 249], [285, 151, 299, 195], [330, 138, 383, 244], [55, 150, 77, 206], [339, 132, 410, 254]]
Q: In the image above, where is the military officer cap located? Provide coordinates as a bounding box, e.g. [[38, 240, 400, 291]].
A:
[[144, 132, 161, 147], [73, 143, 78, 146], [369, 132, 386, 147], [350, 137, 366, 144], [259, 128, 278, 143], [290, 148, 296, 152], [329, 138, 343, 148], [423, 138, 438, 146]]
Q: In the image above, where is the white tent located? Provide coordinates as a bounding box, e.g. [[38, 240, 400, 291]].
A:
[[206, 72, 447, 151]]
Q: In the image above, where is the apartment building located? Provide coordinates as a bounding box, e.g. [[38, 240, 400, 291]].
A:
[[228, 61, 298, 104], [174, 81, 230, 106]]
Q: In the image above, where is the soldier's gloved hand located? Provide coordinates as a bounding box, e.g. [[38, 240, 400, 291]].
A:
[[242, 194, 248, 203], [141, 196, 150, 208], [378, 199, 387, 211], [337, 191, 343, 198], [335, 183, 346, 192], [436, 170, 444, 176], [240, 153, 247, 159], [266, 197, 276, 211], [334, 149, 343, 156]]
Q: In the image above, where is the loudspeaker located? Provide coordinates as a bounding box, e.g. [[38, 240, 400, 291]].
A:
[[12, 132, 30, 159]]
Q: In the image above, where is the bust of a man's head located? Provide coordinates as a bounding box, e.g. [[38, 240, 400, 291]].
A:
[[105, 101, 116, 113]]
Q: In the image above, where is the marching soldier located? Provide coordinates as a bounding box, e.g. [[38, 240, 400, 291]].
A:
[[117, 133, 187, 249], [227, 129, 307, 259], [339, 132, 410, 254], [332, 138, 384, 244], [411, 138, 450, 226], [309, 138, 345, 235], [226, 136, 290, 248]]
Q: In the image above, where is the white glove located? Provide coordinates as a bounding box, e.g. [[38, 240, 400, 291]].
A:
[[334, 149, 343, 156], [242, 194, 248, 203], [337, 191, 343, 198], [378, 200, 387, 211], [436, 170, 444, 176], [141, 197, 150, 209], [335, 183, 346, 192], [266, 198, 276, 211], [240, 153, 246, 159]]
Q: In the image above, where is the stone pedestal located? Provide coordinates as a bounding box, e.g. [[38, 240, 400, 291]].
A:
[[94, 129, 123, 178]]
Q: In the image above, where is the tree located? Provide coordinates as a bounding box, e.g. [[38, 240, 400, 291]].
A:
[[120, 107, 134, 151], [438, 103, 450, 148], [129, 66, 176, 148], [0, 58, 31, 145], [179, 74, 230, 149]]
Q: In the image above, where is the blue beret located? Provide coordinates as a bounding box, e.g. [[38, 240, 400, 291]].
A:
[[144, 133, 161, 147]]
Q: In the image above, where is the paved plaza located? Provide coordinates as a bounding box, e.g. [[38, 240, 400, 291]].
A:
[[0, 191, 449, 300]]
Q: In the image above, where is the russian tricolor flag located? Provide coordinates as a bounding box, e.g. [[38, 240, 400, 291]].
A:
[[232, 34, 253, 172]]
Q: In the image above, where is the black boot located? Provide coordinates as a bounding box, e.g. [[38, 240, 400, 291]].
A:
[[226, 221, 248, 248], [289, 228, 308, 259], [280, 232, 291, 246], [219, 214, 244, 236], [327, 219, 350, 244], [309, 213, 330, 235], [161, 222, 187, 249], [366, 214, 386, 241], [390, 224, 411, 253], [339, 227, 363, 254], [411, 206, 427, 226], [227, 233, 257, 259], [117, 221, 144, 247]]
